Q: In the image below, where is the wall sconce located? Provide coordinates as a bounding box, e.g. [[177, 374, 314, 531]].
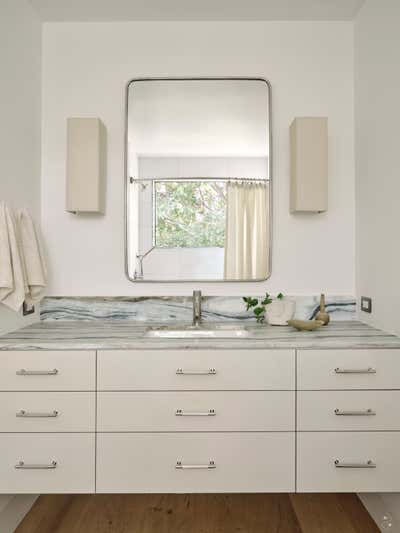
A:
[[66, 117, 106, 214], [290, 117, 328, 213]]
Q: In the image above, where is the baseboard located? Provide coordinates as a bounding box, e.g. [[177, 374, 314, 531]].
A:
[[359, 493, 400, 532], [0, 495, 38, 533]]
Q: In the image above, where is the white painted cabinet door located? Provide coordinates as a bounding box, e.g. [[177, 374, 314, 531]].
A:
[[0, 351, 96, 391], [297, 349, 400, 390], [297, 432, 400, 492], [98, 349, 295, 391], [0, 434, 95, 494], [98, 391, 294, 432], [97, 433, 295, 493], [298, 390, 400, 431], [0, 392, 95, 432]]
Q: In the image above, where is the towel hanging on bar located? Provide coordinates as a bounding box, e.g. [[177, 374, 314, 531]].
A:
[[0, 202, 26, 311], [0, 202, 47, 312], [15, 208, 47, 307]]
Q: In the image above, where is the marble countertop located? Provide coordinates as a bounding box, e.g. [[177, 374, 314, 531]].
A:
[[0, 320, 399, 351]]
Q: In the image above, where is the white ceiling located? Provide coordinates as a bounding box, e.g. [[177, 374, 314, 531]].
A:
[[29, 0, 365, 22]]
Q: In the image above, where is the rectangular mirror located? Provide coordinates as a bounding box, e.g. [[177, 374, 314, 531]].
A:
[[125, 78, 271, 282]]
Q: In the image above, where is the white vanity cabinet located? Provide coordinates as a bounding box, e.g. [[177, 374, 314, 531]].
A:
[[297, 348, 400, 492], [96, 349, 296, 493], [0, 350, 96, 494], [1, 344, 400, 494]]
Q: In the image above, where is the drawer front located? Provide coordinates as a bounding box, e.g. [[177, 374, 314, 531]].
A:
[[298, 391, 400, 431], [0, 392, 95, 432], [297, 349, 400, 390], [0, 351, 95, 391], [97, 433, 294, 493], [0, 434, 95, 493], [98, 350, 294, 391], [297, 432, 400, 492], [98, 391, 295, 432]]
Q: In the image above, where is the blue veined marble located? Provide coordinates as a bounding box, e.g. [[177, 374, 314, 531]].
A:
[[1, 320, 399, 351], [40, 295, 356, 322]]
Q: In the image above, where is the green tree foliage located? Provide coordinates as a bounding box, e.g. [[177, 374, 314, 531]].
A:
[[155, 181, 226, 248]]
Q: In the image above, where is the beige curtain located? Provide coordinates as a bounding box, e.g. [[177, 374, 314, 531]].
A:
[[224, 181, 269, 280]]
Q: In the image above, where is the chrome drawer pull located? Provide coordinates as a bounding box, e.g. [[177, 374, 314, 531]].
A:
[[16, 369, 58, 376], [334, 408, 376, 416], [334, 459, 376, 469], [16, 409, 59, 418], [175, 409, 216, 417], [175, 460, 216, 470], [176, 368, 216, 375], [334, 367, 376, 374], [15, 460, 57, 470]]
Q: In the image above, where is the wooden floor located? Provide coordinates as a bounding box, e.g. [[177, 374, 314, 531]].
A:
[[16, 493, 379, 533]]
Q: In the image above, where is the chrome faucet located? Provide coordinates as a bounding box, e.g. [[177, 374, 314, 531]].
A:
[[192, 290, 202, 326]]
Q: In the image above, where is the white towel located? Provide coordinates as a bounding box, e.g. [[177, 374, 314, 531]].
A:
[[0, 202, 26, 311], [15, 208, 47, 307]]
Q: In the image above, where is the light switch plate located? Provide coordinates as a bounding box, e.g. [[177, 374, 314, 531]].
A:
[[361, 296, 372, 314]]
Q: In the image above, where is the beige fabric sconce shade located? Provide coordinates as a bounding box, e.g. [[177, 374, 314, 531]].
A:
[[290, 117, 328, 213], [66, 118, 106, 214]]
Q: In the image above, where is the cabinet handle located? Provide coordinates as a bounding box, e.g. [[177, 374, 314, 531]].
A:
[[176, 368, 216, 375], [334, 408, 376, 416], [175, 409, 216, 417], [334, 459, 376, 469], [15, 460, 57, 470], [16, 369, 58, 376], [175, 460, 216, 470], [334, 367, 376, 374], [16, 409, 59, 418]]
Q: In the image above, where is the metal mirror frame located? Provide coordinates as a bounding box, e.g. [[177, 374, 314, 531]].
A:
[[124, 77, 272, 283]]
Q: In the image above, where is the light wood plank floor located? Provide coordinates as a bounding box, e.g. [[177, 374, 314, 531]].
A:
[[16, 493, 379, 533]]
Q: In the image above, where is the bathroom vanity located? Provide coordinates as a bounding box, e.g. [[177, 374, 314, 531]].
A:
[[1, 321, 400, 495]]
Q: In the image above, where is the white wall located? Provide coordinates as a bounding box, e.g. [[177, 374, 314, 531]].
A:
[[0, 0, 42, 333], [355, 2, 400, 530], [0, 0, 42, 525], [41, 21, 355, 296], [355, 0, 400, 336]]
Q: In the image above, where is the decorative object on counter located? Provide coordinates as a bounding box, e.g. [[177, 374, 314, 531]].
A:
[[265, 295, 296, 326], [290, 117, 328, 213], [243, 292, 286, 324], [315, 293, 330, 325], [66, 117, 106, 214], [287, 319, 324, 332]]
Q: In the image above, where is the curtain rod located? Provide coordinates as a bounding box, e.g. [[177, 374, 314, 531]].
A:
[[130, 177, 269, 183]]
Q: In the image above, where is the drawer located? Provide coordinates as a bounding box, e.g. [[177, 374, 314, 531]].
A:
[[0, 433, 95, 493], [297, 349, 400, 390], [97, 433, 295, 493], [298, 391, 400, 431], [98, 349, 294, 391], [0, 392, 95, 432], [297, 432, 400, 492], [0, 351, 95, 391], [98, 391, 295, 432]]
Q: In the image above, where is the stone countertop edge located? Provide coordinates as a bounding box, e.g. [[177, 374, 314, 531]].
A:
[[0, 320, 400, 351]]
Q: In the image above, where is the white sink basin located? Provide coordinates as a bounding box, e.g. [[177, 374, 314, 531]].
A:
[[144, 324, 251, 339]]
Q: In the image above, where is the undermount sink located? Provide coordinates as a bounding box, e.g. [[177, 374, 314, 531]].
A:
[[144, 324, 251, 339]]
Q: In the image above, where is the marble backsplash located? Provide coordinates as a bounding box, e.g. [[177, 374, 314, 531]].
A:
[[40, 296, 356, 322]]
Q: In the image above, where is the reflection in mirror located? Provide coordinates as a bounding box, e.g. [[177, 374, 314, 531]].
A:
[[126, 79, 271, 282]]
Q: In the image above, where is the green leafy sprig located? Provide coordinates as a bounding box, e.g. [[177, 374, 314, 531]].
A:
[[243, 292, 284, 323]]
